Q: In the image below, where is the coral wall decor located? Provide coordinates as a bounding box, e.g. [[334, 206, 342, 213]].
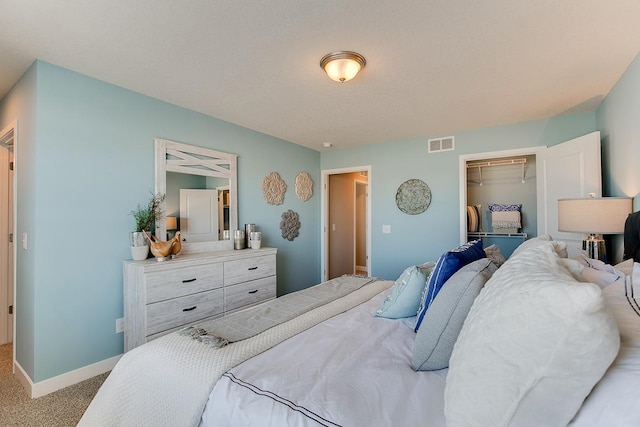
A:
[[280, 209, 301, 241], [262, 172, 287, 205], [295, 172, 313, 202]]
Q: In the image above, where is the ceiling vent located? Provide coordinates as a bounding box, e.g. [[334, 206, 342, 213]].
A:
[[428, 136, 455, 153]]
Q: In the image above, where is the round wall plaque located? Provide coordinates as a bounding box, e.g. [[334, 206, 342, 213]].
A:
[[395, 179, 432, 215]]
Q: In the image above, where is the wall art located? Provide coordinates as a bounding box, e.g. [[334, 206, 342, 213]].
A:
[[280, 209, 301, 241], [262, 172, 287, 205], [295, 172, 313, 202], [395, 179, 432, 215]]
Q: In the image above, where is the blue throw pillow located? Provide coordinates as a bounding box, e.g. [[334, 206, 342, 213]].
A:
[[414, 240, 485, 332], [375, 265, 429, 319]]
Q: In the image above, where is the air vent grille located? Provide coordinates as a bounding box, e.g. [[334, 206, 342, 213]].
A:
[[428, 136, 455, 153]]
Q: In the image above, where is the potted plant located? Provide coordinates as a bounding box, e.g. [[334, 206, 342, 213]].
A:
[[129, 192, 165, 260]]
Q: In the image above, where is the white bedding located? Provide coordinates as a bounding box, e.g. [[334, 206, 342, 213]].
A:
[[200, 290, 448, 427], [569, 266, 640, 426], [200, 261, 640, 427], [81, 255, 640, 426]]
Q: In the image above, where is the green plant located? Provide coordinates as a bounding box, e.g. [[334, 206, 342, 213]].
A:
[[130, 192, 166, 232]]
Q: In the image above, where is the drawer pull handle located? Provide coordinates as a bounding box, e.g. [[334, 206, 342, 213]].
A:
[[248, 267, 258, 271], [183, 306, 197, 312], [248, 290, 259, 294], [182, 278, 197, 283]]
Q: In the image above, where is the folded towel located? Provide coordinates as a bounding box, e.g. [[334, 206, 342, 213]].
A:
[[491, 210, 521, 229]]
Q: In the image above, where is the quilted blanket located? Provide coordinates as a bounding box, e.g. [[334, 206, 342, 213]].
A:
[[78, 277, 392, 427]]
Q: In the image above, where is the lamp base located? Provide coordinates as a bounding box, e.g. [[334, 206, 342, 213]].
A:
[[582, 234, 606, 261]]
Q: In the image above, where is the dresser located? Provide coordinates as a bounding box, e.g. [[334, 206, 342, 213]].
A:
[[123, 247, 277, 351]]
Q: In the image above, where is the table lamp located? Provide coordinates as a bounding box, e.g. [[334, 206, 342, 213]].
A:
[[558, 197, 632, 261]]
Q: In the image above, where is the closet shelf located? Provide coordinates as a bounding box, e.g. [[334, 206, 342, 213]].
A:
[[467, 231, 528, 240], [467, 158, 527, 185]]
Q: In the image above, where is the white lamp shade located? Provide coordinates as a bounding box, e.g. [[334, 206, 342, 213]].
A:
[[558, 197, 632, 234]]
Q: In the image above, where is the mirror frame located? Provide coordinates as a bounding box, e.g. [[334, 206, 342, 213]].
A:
[[155, 138, 237, 253]]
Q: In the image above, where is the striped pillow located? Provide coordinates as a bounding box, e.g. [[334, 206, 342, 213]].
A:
[[467, 205, 481, 232], [415, 239, 486, 332]]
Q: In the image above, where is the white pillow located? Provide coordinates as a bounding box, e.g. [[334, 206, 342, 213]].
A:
[[510, 234, 568, 258], [445, 242, 620, 427], [560, 257, 625, 289]]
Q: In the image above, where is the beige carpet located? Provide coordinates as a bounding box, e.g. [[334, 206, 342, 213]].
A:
[[0, 343, 108, 427]]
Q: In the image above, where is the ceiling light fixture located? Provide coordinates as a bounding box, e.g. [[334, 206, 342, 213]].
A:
[[320, 51, 366, 83]]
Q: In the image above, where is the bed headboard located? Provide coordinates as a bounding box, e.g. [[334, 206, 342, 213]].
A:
[[623, 211, 640, 262]]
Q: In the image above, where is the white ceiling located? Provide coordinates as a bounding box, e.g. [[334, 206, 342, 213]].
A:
[[1, 1, 639, 151]]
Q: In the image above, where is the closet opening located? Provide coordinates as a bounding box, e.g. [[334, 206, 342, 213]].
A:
[[459, 147, 543, 259]]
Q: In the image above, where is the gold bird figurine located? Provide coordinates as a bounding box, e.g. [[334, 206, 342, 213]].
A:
[[170, 231, 182, 258], [142, 230, 175, 258]]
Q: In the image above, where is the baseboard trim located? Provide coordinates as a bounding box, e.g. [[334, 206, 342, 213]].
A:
[[14, 353, 121, 398]]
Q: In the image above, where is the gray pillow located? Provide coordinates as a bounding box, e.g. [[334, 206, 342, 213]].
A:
[[411, 258, 496, 371]]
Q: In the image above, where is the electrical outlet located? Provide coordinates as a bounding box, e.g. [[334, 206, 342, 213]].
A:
[[115, 317, 124, 334]]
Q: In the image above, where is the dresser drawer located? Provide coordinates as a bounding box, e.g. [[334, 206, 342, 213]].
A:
[[146, 288, 224, 335], [224, 276, 276, 312], [145, 263, 224, 304], [224, 254, 276, 286]]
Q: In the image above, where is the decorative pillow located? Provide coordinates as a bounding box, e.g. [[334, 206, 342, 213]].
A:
[[484, 244, 506, 267], [510, 234, 568, 258], [414, 240, 486, 332], [445, 242, 620, 427], [614, 258, 634, 276], [375, 265, 430, 319], [488, 203, 522, 212], [412, 258, 496, 371], [466, 205, 481, 232], [560, 257, 625, 289]]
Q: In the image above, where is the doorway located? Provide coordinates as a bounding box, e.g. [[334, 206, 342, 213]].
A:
[[0, 122, 16, 347], [321, 166, 371, 281]]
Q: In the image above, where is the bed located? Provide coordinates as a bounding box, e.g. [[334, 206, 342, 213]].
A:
[[79, 236, 640, 427]]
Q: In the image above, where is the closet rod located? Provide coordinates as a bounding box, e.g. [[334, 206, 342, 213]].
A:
[[466, 158, 526, 169]]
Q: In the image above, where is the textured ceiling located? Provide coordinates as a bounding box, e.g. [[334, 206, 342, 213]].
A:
[[1, 1, 639, 151]]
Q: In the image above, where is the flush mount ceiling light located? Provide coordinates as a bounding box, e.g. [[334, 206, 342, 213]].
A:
[[320, 51, 366, 83]]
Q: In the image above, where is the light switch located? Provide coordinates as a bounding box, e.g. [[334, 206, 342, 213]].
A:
[[382, 225, 391, 234], [332, 224, 336, 232], [22, 232, 28, 249]]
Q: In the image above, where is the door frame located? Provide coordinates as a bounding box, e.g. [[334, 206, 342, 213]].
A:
[[458, 146, 545, 245], [321, 165, 372, 281], [354, 178, 368, 274], [0, 120, 17, 369]]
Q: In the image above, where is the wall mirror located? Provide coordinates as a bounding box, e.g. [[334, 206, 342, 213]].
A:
[[155, 138, 237, 253]]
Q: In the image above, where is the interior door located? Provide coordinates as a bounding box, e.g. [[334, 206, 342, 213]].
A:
[[0, 130, 13, 344], [536, 131, 602, 258], [179, 189, 218, 243]]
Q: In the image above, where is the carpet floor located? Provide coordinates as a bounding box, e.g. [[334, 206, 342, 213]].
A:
[[0, 343, 108, 426]]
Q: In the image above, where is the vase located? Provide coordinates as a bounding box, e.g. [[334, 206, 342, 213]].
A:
[[130, 231, 149, 260]]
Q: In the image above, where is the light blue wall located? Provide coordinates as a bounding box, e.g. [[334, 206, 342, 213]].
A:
[[596, 52, 640, 259], [321, 112, 597, 281], [597, 53, 640, 204], [1, 61, 321, 382]]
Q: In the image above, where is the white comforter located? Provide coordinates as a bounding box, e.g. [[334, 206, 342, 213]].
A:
[[201, 263, 640, 427], [79, 278, 393, 427], [200, 290, 448, 427]]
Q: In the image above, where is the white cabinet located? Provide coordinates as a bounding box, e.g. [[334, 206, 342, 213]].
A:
[[123, 248, 277, 351]]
